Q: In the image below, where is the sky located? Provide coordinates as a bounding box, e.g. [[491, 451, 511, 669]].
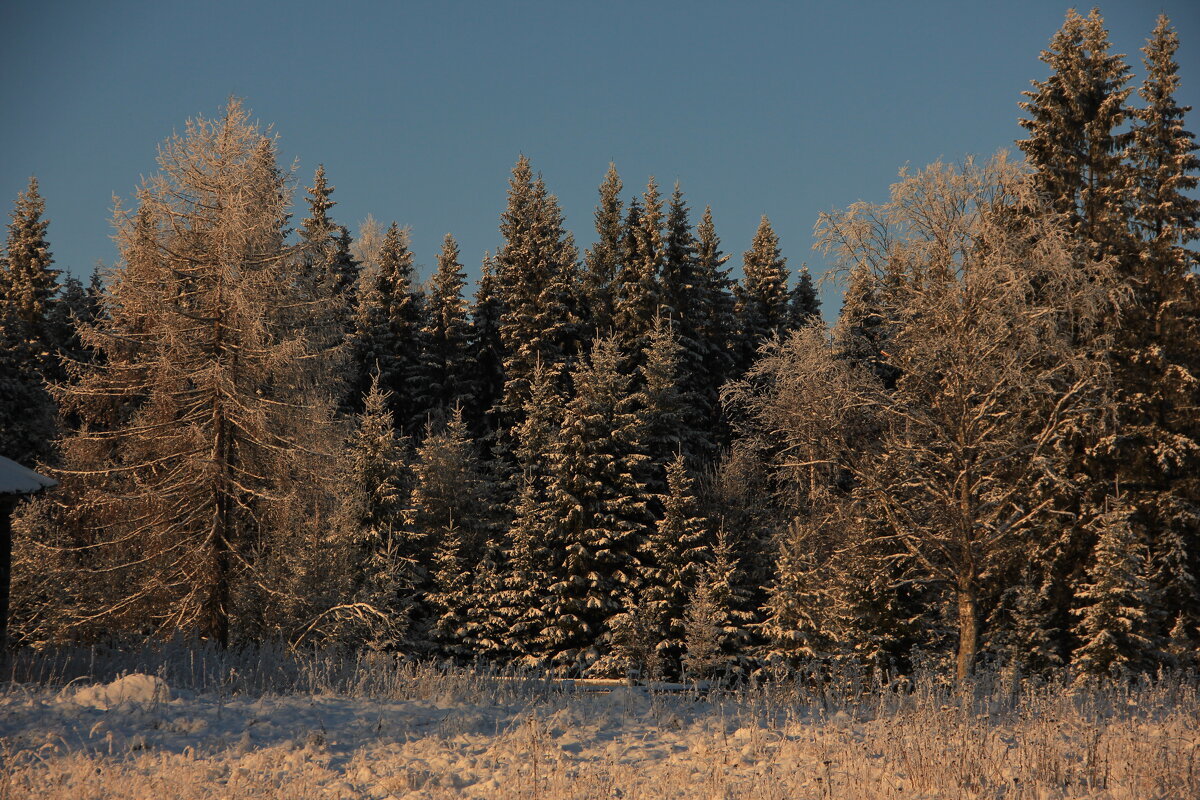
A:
[[2, 0, 1197, 317]]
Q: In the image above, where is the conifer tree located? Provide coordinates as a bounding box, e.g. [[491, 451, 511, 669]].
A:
[[692, 206, 736, 439], [1018, 7, 1132, 260], [494, 157, 581, 437], [337, 374, 412, 648], [614, 179, 664, 365], [637, 316, 691, 483], [413, 234, 473, 423], [501, 363, 565, 661], [469, 253, 505, 435], [733, 215, 789, 374], [788, 265, 821, 329], [49, 102, 345, 644], [1072, 501, 1156, 682], [642, 455, 709, 677], [351, 222, 424, 429], [300, 165, 359, 301], [0, 177, 60, 465], [542, 337, 651, 671], [682, 530, 755, 681], [582, 163, 623, 339], [1102, 13, 1200, 655]]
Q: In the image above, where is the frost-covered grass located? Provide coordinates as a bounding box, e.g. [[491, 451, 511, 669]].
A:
[[1, 645, 1197, 799]]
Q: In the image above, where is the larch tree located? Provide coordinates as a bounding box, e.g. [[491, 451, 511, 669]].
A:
[[47, 101, 346, 645]]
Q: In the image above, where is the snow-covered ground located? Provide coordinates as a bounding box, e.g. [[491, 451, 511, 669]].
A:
[[1, 650, 1196, 799]]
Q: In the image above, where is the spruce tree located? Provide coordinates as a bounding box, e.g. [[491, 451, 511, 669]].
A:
[[351, 222, 424, 429], [637, 316, 691, 484], [413, 234, 473, 423], [1104, 13, 1200, 655], [582, 163, 623, 339], [338, 374, 412, 648], [469, 253, 505, 436], [733, 215, 789, 374], [692, 206, 736, 441], [788, 265, 821, 329], [614, 178, 664, 365], [494, 157, 581, 438], [0, 177, 60, 465], [1018, 7, 1132, 261], [682, 529, 755, 681], [542, 336, 651, 672], [300, 165, 359, 301], [1071, 501, 1156, 682], [642, 455, 709, 678], [501, 363, 565, 662]]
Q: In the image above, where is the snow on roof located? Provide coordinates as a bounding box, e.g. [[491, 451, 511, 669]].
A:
[[0, 455, 58, 496]]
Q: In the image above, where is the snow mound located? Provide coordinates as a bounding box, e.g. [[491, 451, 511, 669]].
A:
[[69, 674, 171, 710]]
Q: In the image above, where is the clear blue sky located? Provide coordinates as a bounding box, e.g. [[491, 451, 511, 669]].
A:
[[3, 0, 1197, 316]]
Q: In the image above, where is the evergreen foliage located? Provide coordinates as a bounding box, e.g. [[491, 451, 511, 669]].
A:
[[413, 234, 474, 424], [733, 215, 789, 374]]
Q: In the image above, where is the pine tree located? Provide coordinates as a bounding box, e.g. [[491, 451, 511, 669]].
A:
[[542, 336, 651, 672], [582, 163, 623, 339], [49, 102, 345, 644], [0, 177, 60, 465], [733, 215, 789, 374], [351, 222, 424, 428], [1072, 501, 1156, 683], [788, 265, 821, 328], [413, 234, 473, 424]]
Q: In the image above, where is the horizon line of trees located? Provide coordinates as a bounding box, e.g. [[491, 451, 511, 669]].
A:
[[0, 8, 1196, 686]]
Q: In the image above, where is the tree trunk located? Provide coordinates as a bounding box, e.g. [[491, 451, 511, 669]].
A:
[[956, 579, 979, 683], [0, 498, 15, 663]]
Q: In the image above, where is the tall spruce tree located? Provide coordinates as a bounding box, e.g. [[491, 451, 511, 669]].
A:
[[542, 337, 651, 672], [733, 215, 789, 374], [351, 222, 424, 429], [1018, 7, 1133, 261], [692, 206, 736, 440], [582, 164, 623, 339], [614, 179, 665, 365], [469, 253, 505, 436], [413, 234, 473, 423], [1115, 13, 1200, 652], [0, 177, 60, 465], [788, 265, 821, 329], [494, 157, 581, 438]]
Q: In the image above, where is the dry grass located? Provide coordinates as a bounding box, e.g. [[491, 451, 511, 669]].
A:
[[1, 646, 1197, 799]]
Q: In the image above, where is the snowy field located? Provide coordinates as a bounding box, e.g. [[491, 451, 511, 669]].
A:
[[1, 647, 1197, 799]]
